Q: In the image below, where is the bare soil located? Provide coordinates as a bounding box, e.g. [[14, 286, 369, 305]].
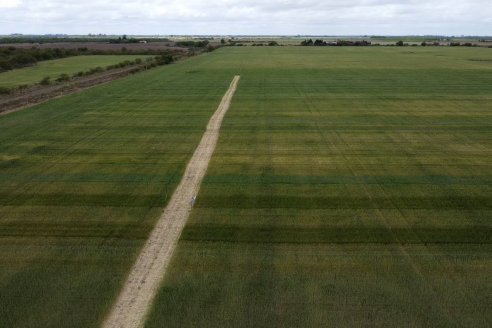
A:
[[0, 42, 188, 52], [102, 76, 240, 328]]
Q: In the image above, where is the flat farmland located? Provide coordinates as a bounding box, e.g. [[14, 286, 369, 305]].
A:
[[0, 55, 151, 88], [1, 46, 491, 328], [0, 53, 234, 327], [145, 47, 492, 327]]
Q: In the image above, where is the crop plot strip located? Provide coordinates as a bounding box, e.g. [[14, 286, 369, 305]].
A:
[[102, 75, 240, 328]]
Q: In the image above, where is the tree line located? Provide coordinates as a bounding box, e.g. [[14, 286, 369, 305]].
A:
[[0, 47, 182, 73], [0, 47, 92, 71], [301, 39, 484, 47], [301, 39, 371, 46]]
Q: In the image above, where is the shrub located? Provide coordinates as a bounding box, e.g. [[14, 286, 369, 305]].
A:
[[301, 39, 314, 46], [56, 73, 70, 82], [87, 67, 104, 74], [0, 86, 11, 95], [40, 76, 51, 85], [156, 54, 174, 65]]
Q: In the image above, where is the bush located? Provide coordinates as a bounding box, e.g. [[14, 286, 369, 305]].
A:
[[87, 67, 104, 75], [156, 54, 174, 65], [56, 73, 70, 82], [301, 39, 314, 46], [14, 54, 37, 66], [40, 76, 51, 85], [0, 86, 11, 95]]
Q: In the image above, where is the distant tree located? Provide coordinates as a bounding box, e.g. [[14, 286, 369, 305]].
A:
[[301, 39, 313, 46], [268, 41, 279, 46], [220, 38, 225, 44], [156, 54, 174, 65], [396, 40, 404, 46], [421, 42, 427, 46], [15, 54, 37, 66], [176, 40, 209, 48], [314, 39, 326, 46]]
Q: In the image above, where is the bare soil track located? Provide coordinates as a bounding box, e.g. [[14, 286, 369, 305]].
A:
[[102, 75, 241, 328]]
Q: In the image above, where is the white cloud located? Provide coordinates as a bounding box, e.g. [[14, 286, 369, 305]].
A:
[[0, 0, 21, 8], [1, 0, 491, 35]]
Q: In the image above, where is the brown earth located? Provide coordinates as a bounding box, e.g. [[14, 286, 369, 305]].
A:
[[0, 42, 188, 53], [102, 76, 241, 328]]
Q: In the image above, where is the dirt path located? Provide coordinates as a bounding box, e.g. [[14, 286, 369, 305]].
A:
[[102, 75, 240, 328]]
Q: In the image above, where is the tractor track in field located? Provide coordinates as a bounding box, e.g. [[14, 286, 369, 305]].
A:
[[102, 75, 240, 328]]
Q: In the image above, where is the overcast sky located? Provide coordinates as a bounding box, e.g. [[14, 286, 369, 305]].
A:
[[1, 0, 491, 35]]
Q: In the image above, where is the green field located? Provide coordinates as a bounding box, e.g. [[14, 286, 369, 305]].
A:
[[0, 47, 491, 327], [0, 55, 150, 88], [0, 53, 232, 327], [145, 47, 492, 327]]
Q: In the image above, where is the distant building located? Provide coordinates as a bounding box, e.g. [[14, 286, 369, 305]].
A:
[[139, 40, 147, 44]]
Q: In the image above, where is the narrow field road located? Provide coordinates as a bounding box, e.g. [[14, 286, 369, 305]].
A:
[[102, 75, 241, 328]]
